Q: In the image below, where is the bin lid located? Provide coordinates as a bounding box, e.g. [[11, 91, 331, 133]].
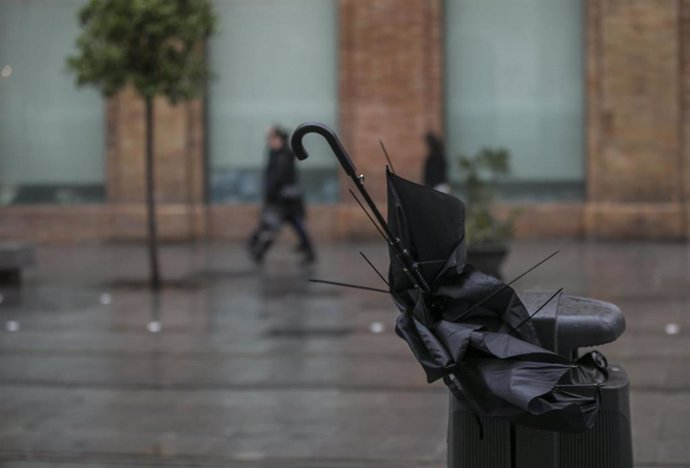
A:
[[522, 292, 625, 354]]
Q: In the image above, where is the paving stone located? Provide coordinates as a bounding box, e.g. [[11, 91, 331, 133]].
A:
[[0, 241, 689, 467]]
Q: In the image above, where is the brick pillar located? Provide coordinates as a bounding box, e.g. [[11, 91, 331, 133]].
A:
[[105, 88, 206, 240], [339, 0, 443, 203], [681, 0, 690, 237], [586, 0, 686, 238]]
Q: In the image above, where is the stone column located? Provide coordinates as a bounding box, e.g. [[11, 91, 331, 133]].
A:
[[339, 0, 443, 202], [105, 88, 206, 240], [586, 0, 686, 238], [681, 0, 690, 237]]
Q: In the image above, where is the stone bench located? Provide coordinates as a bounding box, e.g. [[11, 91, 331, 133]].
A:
[[0, 242, 36, 286]]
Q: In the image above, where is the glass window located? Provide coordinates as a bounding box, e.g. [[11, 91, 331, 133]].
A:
[[0, 0, 105, 205], [445, 0, 585, 201], [209, 0, 338, 203]]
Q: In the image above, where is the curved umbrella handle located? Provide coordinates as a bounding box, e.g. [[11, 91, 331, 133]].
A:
[[290, 122, 357, 177], [290, 122, 431, 295]]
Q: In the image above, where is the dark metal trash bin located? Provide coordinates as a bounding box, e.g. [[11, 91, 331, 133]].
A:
[[447, 293, 633, 468]]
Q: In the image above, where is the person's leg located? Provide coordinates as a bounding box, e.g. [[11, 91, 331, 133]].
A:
[[247, 225, 260, 250], [287, 215, 316, 263], [249, 208, 281, 262]]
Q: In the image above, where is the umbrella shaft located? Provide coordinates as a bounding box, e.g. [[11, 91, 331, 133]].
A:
[[352, 178, 430, 294]]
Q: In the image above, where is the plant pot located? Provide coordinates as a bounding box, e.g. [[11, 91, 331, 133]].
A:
[[467, 243, 509, 280]]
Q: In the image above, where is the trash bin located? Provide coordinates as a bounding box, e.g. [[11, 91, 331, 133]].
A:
[[448, 292, 633, 468], [290, 123, 631, 467]]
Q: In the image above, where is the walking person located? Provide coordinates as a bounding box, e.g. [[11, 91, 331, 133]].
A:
[[248, 126, 316, 265], [422, 131, 450, 194]]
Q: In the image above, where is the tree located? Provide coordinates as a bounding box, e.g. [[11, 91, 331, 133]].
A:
[[67, 0, 216, 289]]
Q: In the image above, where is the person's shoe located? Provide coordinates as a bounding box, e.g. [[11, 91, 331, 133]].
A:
[[248, 244, 264, 264], [300, 250, 316, 266]]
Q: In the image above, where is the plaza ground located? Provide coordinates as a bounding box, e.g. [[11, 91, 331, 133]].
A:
[[0, 240, 689, 467]]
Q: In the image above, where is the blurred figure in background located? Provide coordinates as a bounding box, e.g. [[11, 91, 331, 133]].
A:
[[423, 131, 450, 194], [248, 126, 316, 265]]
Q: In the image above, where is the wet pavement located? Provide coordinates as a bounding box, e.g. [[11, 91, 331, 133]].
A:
[[0, 240, 689, 467]]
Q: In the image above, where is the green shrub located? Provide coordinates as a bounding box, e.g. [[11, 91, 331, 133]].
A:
[[458, 148, 517, 246]]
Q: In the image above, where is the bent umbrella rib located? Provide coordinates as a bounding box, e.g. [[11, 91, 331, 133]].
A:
[[308, 278, 390, 294], [463, 250, 560, 316]]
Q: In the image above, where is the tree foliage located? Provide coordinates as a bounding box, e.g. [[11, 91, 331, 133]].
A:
[[66, 0, 217, 289], [67, 0, 216, 102]]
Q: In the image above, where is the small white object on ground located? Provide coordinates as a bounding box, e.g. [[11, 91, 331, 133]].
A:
[[664, 323, 680, 335], [6, 321, 19, 332], [235, 452, 265, 461], [147, 321, 162, 333], [100, 293, 112, 305], [369, 322, 385, 334]]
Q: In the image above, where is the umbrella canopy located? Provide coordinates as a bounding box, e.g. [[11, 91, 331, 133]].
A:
[[387, 171, 600, 432], [290, 123, 605, 433]]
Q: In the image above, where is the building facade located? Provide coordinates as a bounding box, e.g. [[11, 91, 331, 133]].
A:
[[1, 0, 688, 242]]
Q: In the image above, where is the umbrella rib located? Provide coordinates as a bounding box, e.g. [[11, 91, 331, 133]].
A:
[[463, 250, 560, 316], [349, 189, 390, 243], [555, 383, 603, 388], [308, 278, 390, 294], [508, 288, 564, 336], [415, 259, 447, 265], [349, 177, 430, 294], [359, 251, 390, 286], [379, 140, 396, 174], [350, 176, 430, 294], [349, 189, 428, 294]]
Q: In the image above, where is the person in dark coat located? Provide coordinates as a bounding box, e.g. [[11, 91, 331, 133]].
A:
[[423, 131, 450, 193], [248, 126, 316, 264]]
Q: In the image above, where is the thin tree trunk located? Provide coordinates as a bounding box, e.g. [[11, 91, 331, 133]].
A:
[[145, 96, 161, 290]]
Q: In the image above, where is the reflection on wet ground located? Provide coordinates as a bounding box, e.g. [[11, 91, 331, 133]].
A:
[[1, 240, 689, 467]]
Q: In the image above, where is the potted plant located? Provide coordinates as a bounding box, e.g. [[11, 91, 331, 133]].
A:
[[458, 148, 516, 278]]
